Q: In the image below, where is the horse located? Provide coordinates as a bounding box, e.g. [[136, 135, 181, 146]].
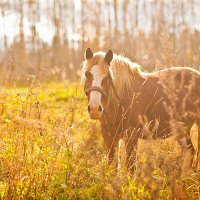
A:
[[82, 48, 200, 177]]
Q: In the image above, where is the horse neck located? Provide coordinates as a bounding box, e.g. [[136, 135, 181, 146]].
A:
[[104, 73, 147, 122]]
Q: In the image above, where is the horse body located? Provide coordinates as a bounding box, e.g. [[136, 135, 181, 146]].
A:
[[83, 48, 200, 174], [99, 67, 200, 167]]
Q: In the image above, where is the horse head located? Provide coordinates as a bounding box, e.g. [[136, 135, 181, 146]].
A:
[[83, 48, 113, 119]]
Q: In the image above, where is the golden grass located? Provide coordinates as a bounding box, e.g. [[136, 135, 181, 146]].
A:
[[0, 82, 199, 199]]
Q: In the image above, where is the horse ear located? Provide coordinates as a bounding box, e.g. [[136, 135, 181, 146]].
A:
[[85, 48, 93, 59], [105, 49, 113, 65]]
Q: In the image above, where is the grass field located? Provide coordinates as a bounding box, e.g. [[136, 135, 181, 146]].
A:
[[0, 82, 199, 199]]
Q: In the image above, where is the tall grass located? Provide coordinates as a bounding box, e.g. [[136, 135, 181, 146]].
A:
[[0, 82, 199, 199]]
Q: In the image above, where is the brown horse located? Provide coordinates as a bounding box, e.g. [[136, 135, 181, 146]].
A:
[[82, 48, 200, 176]]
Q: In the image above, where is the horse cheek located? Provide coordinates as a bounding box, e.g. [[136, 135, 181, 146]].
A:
[[101, 95, 107, 108], [101, 80, 109, 107]]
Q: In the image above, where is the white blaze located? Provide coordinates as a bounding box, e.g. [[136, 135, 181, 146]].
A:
[[89, 65, 105, 108]]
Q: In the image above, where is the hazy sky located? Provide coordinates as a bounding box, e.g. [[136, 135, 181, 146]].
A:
[[0, 0, 82, 50], [0, 0, 200, 51]]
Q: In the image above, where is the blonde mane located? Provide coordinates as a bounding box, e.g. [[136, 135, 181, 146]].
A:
[[110, 54, 145, 98], [82, 51, 146, 101]]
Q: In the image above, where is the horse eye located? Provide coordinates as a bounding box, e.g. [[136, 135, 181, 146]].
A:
[[103, 76, 109, 81], [104, 76, 108, 81], [85, 71, 91, 77], [84, 90, 89, 96]]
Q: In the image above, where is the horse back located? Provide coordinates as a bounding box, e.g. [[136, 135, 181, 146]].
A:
[[128, 67, 200, 138]]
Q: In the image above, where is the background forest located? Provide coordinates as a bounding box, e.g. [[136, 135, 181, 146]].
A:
[[0, 0, 200, 83]]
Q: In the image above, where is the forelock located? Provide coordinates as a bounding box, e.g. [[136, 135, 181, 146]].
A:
[[81, 52, 110, 80]]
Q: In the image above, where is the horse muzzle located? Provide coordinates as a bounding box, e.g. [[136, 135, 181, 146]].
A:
[[87, 104, 103, 119]]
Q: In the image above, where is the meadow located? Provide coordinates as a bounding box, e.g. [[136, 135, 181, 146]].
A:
[[1, 0, 200, 199], [0, 82, 199, 199]]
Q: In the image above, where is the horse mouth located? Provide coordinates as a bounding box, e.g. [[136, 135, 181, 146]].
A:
[[89, 113, 102, 120]]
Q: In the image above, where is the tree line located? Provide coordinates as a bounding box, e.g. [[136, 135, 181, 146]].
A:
[[0, 0, 200, 83]]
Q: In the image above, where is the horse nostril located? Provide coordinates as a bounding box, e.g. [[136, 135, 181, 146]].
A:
[[98, 105, 103, 112], [87, 105, 91, 113]]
